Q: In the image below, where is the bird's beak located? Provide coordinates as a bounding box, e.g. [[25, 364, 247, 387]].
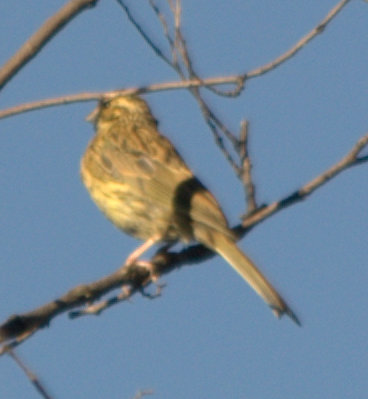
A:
[[86, 104, 101, 124]]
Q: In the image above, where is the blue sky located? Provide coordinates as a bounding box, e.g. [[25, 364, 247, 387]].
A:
[[1, 1, 367, 398]]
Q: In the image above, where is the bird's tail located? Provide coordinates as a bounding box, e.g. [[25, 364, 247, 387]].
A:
[[208, 232, 300, 325]]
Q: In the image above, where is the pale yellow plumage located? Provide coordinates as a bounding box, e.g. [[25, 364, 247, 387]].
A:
[[81, 95, 300, 325]]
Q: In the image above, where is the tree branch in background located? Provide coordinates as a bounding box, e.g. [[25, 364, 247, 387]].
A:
[[125, 0, 244, 175], [7, 349, 54, 399], [116, 0, 353, 197], [0, 78, 249, 121], [240, 132, 368, 230], [246, 0, 352, 80], [238, 120, 257, 213], [0, 0, 351, 154], [0, 0, 98, 91]]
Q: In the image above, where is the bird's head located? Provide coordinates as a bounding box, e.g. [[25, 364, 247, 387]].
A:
[[86, 95, 157, 128]]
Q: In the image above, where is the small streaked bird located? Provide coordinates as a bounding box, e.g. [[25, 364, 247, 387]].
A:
[[80, 95, 300, 325]]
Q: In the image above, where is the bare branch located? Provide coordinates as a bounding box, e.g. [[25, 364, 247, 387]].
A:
[[0, 0, 98, 91], [240, 132, 368, 230], [117, 0, 243, 158], [148, 2, 243, 173], [7, 349, 54, 399], [246, 0, 352, 80], [1, 0, 350, 124], [1, 132, 366, 350], [196, 101, 242, 174], [149, 0, 176, 56], [0, 0, 350, 120], [116, 0, 173, 67], [0, 77, 242, 121], [238, 120, 257, 213], [0, 244, 209, 349]]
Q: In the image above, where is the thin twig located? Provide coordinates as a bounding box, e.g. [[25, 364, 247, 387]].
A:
[[148, 0, 182, 72], [245, 0, 352, 80], [119, 0, 242, 153], [197, 101, 241, 174], [0, 0, 350, 118], [0, 0, 98, 91], [238, 120, 257, 213], [0, 77, 243, 121], [7, 348, 54, 399], [158, 2, 242, 170], [240, 132, 368, 230], [116, 0, 172, 67], [149, 0, 175, 51]]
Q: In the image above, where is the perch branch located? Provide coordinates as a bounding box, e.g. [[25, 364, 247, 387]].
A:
[[1, 131, 366, 351]]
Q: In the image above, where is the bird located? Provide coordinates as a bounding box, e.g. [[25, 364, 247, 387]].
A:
[[80, 94, 300, 325]]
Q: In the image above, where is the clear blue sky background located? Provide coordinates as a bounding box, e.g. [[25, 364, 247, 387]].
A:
[[1, 1, 367, 398]]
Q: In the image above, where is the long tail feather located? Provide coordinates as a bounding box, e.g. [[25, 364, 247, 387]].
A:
[[208, 232, 300, 325]]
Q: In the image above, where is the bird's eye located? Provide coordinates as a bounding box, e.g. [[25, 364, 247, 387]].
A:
[[101, 99, 111, 110]]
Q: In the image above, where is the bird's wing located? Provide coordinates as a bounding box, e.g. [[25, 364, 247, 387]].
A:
[[100, 124, 233, 238]]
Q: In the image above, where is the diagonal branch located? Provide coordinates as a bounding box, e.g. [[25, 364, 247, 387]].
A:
[[1, 131, 366, 351], [245, 0, 352, 80], [116, 0, 173, 67], [7, 349, 54, 399], [0, 0, 98, 91], [240, 132, 368, 231]]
